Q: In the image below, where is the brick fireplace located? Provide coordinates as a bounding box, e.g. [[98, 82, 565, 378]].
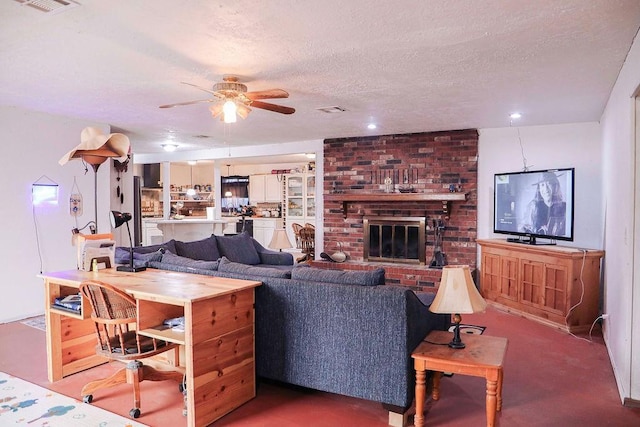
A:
[[320, 129, 478, 291]]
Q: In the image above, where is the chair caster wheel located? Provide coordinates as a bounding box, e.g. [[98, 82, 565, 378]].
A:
[[130, 408, 141, 418], [83, 395, 93, 404]]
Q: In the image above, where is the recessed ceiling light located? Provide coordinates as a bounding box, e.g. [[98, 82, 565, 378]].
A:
[[509, 112, 522, 119], [162, 143, 178, 152], [367, 123, 377, 130]]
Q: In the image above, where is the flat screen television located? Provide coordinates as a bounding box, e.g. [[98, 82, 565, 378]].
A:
[[493, 168, 574, 244]]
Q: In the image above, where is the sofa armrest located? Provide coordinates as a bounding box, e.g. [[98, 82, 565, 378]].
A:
[[252, 239, 294, 265]]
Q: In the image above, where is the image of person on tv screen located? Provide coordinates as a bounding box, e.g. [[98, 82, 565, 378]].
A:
[[519, 172, 566, 236]]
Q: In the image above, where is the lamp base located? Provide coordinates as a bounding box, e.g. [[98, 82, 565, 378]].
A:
[[116, 265, 147, 273], [448, 314, 466, 349], [448, 340, 466, 349]]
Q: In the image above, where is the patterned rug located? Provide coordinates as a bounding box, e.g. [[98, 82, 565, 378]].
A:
[[19, 315, 46, 331], [448, 323, 486, 335], [0, 372, 147, 427]]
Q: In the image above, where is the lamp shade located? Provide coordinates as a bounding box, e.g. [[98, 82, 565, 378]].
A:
[[269, 229, 293, 250], [109, 211, 132, 229], [429, 265, 487, 314]]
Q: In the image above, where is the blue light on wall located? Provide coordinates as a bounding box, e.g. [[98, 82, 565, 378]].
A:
[[32, 176, 59, 206]]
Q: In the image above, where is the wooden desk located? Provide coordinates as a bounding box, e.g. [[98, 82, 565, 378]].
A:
[[40, 268, 261, 427], [412, 330, 508, 427]]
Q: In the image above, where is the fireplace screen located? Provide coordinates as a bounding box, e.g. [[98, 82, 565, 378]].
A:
[[363, 217, 426, 265]]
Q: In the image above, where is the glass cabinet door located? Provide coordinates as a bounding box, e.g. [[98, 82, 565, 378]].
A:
[[306, 175, 315, 217]]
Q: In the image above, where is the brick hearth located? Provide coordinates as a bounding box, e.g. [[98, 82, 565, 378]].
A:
[[322, 129, 478, 290]]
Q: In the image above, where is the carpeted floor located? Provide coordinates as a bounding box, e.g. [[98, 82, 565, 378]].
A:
[[0, 371, 147, 426]]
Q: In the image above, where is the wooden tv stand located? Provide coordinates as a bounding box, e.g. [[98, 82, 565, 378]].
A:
[[477, 239, 604, 333]]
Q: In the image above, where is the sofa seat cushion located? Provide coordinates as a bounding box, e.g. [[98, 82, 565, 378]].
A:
[[161, 251, 220, 270], [218, 257, 291, 278], [291, 265, 385, 286], [216, 232, 261, 265], [174, 235, 220, 261]]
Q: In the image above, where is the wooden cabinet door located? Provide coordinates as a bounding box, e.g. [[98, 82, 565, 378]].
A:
[[481, 253, 501, 299], [520, 259, 544, 307], [540, 263, 569, 315], [499, 256, 519, 302]]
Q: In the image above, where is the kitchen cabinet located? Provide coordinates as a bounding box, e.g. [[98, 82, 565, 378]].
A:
[[142, 219, 164, 246], [252, 218, 284, 248], [478, 239, 604, 333], [284, 172, 315, 247], [250, 174, 282, 203]]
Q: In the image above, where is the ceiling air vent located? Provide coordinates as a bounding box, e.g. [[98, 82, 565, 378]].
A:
[[14, 0, 79, 14], [316, 106, 347, 113]]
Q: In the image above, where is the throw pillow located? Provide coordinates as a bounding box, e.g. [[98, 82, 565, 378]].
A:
[[218, 257, 291, 279], [161, 251, 219, 270], [215, 232, 261, 265], [291, 265, 385, 286], [174, 235, 220, 261], [131, 239, 177, 255]]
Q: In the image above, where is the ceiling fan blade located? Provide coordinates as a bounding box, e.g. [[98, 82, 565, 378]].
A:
[[180, 81, 224, 97], [246, 89, 289, 100], [159, 98, 216, 108], [250, 100, 295, 115]]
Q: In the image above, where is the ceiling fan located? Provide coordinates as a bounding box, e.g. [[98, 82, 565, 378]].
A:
[[159, 76, 295, 123]]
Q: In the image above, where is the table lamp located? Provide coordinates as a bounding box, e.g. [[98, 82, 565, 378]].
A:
[[269, 229, 293, 252], [110, 210, 146, 272], [429, 265, 486, 349]]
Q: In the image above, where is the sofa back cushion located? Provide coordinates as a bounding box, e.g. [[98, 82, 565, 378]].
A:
[[216, 232, 261, 265], [161, 250, 220, 270], [218, 257, 291, 278], [132, 239, 176, 255], [174, 236, 220, 261], [291, 265, 385, 286]]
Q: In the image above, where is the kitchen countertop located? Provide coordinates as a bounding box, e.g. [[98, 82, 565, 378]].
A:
[[147, 218, 227, 224]]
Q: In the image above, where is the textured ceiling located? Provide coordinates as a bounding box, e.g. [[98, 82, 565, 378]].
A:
[[1, 1, 639, 156]]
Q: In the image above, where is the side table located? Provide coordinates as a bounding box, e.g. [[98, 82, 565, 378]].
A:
[[412, 330, 508, 427]]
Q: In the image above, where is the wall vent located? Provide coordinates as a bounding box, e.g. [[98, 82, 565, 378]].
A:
[[316, 106, 347, 113], [14, 0, 79, 14]]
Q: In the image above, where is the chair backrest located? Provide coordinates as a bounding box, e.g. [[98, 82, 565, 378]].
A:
[[291, 223, 304, 249], [80, 280, 167, 360], [299, 226, 315, 253]]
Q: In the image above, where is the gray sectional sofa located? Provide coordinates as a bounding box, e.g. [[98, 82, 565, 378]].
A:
[[117, 232, 449, 419]]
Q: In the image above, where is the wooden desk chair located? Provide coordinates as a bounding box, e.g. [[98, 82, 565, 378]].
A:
[[297, 226, 315, 263], [79, 280, 185, 419]]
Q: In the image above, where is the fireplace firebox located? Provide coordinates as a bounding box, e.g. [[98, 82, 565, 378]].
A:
[[363, 217, 426, 265]]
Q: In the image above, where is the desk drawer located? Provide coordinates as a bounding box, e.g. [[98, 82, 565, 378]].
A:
[[190, 289, 255, 343]]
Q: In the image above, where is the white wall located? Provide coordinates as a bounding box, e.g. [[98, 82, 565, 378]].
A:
[[600, 29, 640, 402], [0, 107, 113, 323], [478, 122, 603, 250]]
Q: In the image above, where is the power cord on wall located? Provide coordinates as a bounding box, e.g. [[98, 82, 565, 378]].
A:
[[565, 249, 600, 343], [32, 204, 44, 274]]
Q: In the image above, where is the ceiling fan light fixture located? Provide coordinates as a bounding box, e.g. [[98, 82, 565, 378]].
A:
[[223, 100, 238, 123]]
